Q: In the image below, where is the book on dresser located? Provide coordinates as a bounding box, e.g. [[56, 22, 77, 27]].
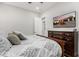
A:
[[48, 30, 78, 57]]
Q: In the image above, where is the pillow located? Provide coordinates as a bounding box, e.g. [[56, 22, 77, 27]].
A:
[[7, 33, 21, 45], [12, 31, 26, 40], [17, 34, 26, 40], [12, 31, 19, 35], [12, 31, 22, 35], [0, 36, 12, 55]]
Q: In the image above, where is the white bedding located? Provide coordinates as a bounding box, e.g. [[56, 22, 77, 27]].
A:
[[21, 35, 48, 45], [3, 35, 62, 57]]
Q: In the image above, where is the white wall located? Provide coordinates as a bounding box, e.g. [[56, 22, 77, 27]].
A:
[[41, 2, 79, 36], [0, 3, 39, 36], [41, 2, 79, 56]]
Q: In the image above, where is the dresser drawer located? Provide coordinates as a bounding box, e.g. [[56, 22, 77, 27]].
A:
[[65, 50, 74, 56]]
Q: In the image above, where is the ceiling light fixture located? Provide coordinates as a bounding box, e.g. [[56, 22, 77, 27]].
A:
[[36, 7, 40, 10], [28, 2, 32, 4], [40, 2, 43, 3], [28, 2, 44, 4]]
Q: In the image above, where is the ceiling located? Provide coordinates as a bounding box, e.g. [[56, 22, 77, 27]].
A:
[[3, 2, 57, 13]]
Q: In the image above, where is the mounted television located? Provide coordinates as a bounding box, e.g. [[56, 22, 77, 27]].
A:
[[53, 11, 76, 28]]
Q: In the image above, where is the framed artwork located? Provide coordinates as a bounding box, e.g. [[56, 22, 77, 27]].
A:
[[53, 11, 76, 28]]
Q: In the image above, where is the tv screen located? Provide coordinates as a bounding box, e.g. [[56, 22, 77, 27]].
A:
[[53, 11, 76, 28]]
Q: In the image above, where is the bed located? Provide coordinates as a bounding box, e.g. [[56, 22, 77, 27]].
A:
[[0, 34, 62, 57]]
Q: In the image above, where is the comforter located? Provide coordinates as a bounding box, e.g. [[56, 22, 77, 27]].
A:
[[4, 35, 62, 57]]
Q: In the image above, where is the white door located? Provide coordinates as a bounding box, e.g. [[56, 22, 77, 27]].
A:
[[34, 17, 42, 35]]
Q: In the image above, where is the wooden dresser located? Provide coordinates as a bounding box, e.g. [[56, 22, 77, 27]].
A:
[[48, 31, 78, 57]]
